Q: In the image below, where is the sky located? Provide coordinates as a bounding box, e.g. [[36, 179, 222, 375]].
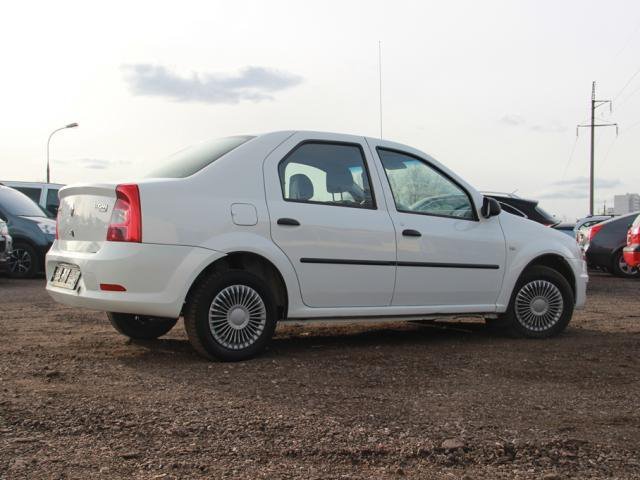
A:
[[1, 0, 640, 221]]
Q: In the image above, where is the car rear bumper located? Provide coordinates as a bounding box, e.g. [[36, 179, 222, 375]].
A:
[[46, 241, 224, 318], [623, 244, 640, 268]]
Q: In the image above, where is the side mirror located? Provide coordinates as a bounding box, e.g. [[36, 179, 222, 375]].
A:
[[481, 197, 501, 219]]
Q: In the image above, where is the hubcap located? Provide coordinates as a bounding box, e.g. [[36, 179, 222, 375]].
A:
[[619, 256, 638, 276], [515, 280, 564, 332], [208, 285, 266, 350], [8, 248, 31, 274]]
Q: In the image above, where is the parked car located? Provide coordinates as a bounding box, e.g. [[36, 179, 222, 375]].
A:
[[0, 219, 12, 272], [575, 214, 614, 244], [483, 192, 558, 226], [553, 223, 576, 237], [623, 213, 640, 268], [46, 132, 587, 361], [579, 212, 639, 278], [0, 181, 64, 217], [0, 186, 56, 278]]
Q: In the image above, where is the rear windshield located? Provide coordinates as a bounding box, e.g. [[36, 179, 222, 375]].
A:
[[0, 187, 47, 217], [535, 205, 556, 224], [146, 135, 254, 178]]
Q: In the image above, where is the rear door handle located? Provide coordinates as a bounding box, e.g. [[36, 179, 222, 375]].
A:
[[277, 218, 300, 226], [402, 229, 421, 237]]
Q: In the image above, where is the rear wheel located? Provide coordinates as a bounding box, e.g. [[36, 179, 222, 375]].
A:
[[184, 270, 277, 361], [8, 242, 39, 278], [489, 265, 574, 338], [610, 250, 639, 278], [107, 313, 177, 340]]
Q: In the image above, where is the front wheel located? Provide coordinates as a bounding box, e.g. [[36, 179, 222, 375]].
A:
[[107, 313, 178, 340], [490, 265, 574, 338], [184, 270, 277, 361], [8, 242, 39, 278]]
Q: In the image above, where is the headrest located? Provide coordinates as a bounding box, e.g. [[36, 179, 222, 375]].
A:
[[326, 167, 354, 194], [289, 174, 314, 201]]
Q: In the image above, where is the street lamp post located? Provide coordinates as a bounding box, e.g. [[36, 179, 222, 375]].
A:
[[47, 122, 79, 183]]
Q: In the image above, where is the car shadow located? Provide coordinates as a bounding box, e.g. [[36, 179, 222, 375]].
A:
[[121, 320, 501, 365]]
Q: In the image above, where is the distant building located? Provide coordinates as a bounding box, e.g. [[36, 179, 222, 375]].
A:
[[614, 193, 640, 215]]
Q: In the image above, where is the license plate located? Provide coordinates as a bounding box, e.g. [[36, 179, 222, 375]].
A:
[[51, 264, 81, 290]]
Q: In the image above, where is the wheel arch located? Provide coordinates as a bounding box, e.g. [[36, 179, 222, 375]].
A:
[[184, 251, 289, 320], [522, 254, 576, 297]]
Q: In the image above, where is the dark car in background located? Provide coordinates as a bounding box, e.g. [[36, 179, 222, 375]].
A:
[[0, 186, 56, 278], [0, 219, 12, 272], [580, 212, 640, 278], [484, 193, 557, 226]]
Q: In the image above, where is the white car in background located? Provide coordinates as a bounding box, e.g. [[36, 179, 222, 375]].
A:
[[46, 131, 587, 361]]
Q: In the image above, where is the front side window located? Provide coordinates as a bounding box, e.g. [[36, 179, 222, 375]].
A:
[[279, 142, 375, 209], [377, 149, 474, 220]]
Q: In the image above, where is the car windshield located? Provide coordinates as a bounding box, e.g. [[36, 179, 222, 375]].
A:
[[145, 135, 255, 178], [0, 187, 47, 217]]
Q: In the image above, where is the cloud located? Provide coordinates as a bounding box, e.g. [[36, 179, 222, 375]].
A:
[[499, 114, 567, 133], [499, 114, 525, 126], [537, 190, 589, 200], [537, 176, 622, 199], [56, 158, 131, 170], [552, 176, 622, 189], [122, 64, 303, 104]]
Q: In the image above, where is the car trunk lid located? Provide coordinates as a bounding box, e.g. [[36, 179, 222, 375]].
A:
[[56, 184, 117, 253]]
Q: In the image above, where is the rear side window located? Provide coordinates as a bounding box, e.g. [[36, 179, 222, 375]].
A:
[[146, 136, 254, 178], [14, 187, 41, 204], [278, 142, 375, 209], [46, 188, 60, 216]]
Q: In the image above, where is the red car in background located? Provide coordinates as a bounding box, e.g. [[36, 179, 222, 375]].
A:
[[623, 214, 640, 268]]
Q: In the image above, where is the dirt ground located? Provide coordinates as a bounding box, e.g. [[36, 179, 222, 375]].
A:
[[1, 273, 639, 479]]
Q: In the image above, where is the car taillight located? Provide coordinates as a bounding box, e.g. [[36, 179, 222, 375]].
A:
[[630, 226, 640, 245], [106, 184, 142, 242], [55, 210, 60, 240], [588, 224, 603, 242]]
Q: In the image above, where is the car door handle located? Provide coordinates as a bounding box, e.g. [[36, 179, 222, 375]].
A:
[[402, 229, 421, 237], [277, 218, 300, 226]]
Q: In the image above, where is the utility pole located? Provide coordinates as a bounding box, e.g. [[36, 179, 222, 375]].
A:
[[577, 82, 617, 216]]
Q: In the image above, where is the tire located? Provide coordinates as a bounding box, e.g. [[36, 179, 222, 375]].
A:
[[184, 270, 277, 361], [610, 250, 639, 278], [490, 265, 574, 338], [107, 313, 178, 340], [8, 242, 39, 278]]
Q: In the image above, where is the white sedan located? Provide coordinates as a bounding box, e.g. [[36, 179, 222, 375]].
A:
[[46, 131, 587, 361]]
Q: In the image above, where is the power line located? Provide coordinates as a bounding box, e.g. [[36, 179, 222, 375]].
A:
[[560, 136, 579, 181], [613, 64, 640, 102]]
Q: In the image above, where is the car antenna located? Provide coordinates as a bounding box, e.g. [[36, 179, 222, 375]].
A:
[[378, 40, 383, 139]]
